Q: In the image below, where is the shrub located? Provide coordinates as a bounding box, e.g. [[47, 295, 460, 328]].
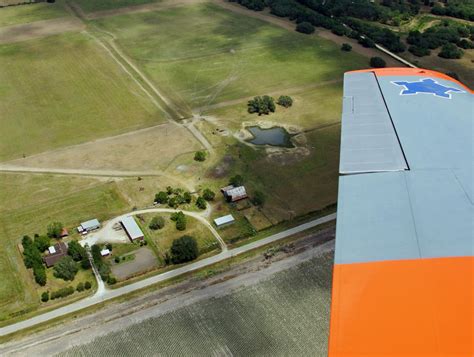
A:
[[229, 175, 244, 187], [202, 188, 215, 201], [47, 222, 63, 239], [50, 286, 75, 300], [76, 282, 84, 292], [183, 191, 192, 204], [196, 196, 207, 210], [171, 212, 187, 231], [149, 216, 165, 230], [53, 256, 79, 281], [114, 256, 120, 263], [107, 276, 117, 285], [341, 43, 352, 52], [84, 281, 92, 290], [370, 56, 386, 68], [170, 235, 198, 264], [408, 45, 430, 57], [277, 95, 293, 108], [33, 264, 47, 286], [296, 22, 315, 34], [252, 191, 266, 206], [41, 291, 49, 302], [106, 243, 112, 251], [194, 151, 207, 162], [154, 191, 168, 204]]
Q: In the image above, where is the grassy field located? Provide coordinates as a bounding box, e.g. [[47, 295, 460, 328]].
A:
[[60, 251, 333, 356], [0, 0, 69, 27], [92, 3, 367, 111], [0, 31, 165, 162], [138, 213, 220, 261], [74, 0, 156, 13], [0, 173, 131, 321]]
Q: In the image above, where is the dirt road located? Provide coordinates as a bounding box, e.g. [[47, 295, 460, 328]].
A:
[[0, 228, 335, 356]]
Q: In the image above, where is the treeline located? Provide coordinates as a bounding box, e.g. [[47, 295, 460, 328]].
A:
[[91, 244, 114, 284], [407, 21, 474, 58], [21, 235, 49, 286], [229, 0, 406, 52], [431, 0, 474, 22]]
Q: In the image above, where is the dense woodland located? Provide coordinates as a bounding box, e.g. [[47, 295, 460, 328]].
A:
[[230, 0, 474, 58]]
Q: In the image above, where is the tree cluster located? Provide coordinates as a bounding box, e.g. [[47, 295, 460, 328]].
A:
[[91, 244, 111, 282], [21, 235, 48, 286], [248, 95, 276, 115], [170, 235, 198, 264], [149, 215, 165, 230], [155, 187, 193, 209], [431, 1, 474, 21], [47, 221, 64, 239], [171, 211, 187, 231], [68, 240, 89, 269], [53, 256, 79, 281], [407, 22, 473, 58]]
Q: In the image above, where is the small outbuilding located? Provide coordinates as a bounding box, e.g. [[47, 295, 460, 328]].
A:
[[43, 242, 68, 268], [214, 214, 235, 228], [121, 216, 144, 242], [60, 228, 69, 238], [80, 219, 101, 232], [221, 185, 248, 202], [100, 248, 111, 257]]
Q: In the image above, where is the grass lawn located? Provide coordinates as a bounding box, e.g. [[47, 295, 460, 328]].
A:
[[137, 213, 220, 262], [0, 31, 165, 162], [0, 173, 131, 322], [74, 0, 156, 13], [92, 3, 367, 110], [0, 0, 69, 27]]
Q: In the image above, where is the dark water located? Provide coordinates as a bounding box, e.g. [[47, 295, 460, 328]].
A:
[[246, 126, 294, 148]]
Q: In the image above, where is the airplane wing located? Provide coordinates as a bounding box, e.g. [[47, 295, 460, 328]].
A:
[[329, 68, 473, 355]]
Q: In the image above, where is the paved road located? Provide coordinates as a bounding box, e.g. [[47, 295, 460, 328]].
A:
[[0, 213, 335, 337]]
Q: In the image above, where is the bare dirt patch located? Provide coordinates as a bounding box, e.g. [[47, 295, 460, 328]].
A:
[[5, 123, 203, 172], [111, 247, 157, 280], [0, 17, 84, 44]]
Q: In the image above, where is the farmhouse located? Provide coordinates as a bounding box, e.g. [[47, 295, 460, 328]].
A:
[[214, 214, 235, 228], [43, 242, 68, 268], [78, 218, 100, 233], [121, 216, 144, 241], [221, 185, 248, 202]]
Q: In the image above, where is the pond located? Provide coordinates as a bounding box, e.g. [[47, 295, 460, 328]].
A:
[[246, 126, 294, 148]]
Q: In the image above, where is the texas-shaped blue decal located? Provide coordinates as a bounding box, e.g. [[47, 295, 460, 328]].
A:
[[391, 78, 465, 99]]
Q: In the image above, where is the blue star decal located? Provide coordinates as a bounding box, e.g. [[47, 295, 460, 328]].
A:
[[391, 78, 464, 99]]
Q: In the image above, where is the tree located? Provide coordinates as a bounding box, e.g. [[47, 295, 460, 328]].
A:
[[341, 43, 352, 52], [41, 291, 49, 302], [194, 151, 207, 162], [176, 213, 187, 231], [76, 282, 84, 292], [34, 235, 50, 252], [183, 191, 192, 204], [247, 96, 276, 115], [202, 188, 215, 201], [296, 22, 315, 34], [149, 216, 165, 230], [47, 222, 64, 239], [166, 186, 174, 195], [154, 191, 168, 204], [68, 240, 86, 261], [252, 191, 266, 206], [229, 174, 244, 187], [370, 56, 386, 68], [277, 95, 293, 108], [196, 196, 207, 210], [53, 256, 79, 281], [438, 43, 463, 59], [107, 276, 117, 285], [33, 264, 47, 286], [81, 257, 91, 269], [170, 235, 198, 264], [84, 281, 92, 290]]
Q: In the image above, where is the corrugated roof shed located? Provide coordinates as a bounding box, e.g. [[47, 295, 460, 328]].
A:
[[80, 219, 100, 231], [121, 216, 144, 241], [214, 214, 235, 226]]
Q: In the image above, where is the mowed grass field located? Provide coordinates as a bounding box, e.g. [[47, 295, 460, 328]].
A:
[[60, 251, 334, 356], [92, 3, 367, 111], [0, 31, 165, 162], [73, 0, 156, 13], [0, 0, 69, 27], [0, 173, 132, 321]]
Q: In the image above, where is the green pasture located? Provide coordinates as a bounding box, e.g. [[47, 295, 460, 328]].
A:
[[0, 0, 69, 27], [92, 3, 367, 110], [0, 31, 165, 162]]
